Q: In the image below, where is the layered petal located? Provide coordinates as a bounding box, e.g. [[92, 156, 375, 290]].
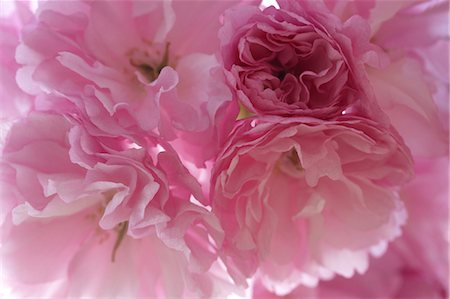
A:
[[1, 110, 231, 297], [251, 156, 448, 299], [220, 0, 387, 121], [212, 116, 413, 292], [16, 0, 239, 165]]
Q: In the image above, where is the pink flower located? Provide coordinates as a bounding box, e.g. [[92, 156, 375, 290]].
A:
[[16, 0, 240, 165], [252, 156, 449, 298], [220, 0, 386, 119], [2, 206, 234, 298], [1, 112, 228, 297], [211, 116, 413, 293], [2, 1, 447, 298]]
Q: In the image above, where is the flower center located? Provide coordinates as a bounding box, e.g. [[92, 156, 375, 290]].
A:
[[129, 43, 170, 82], [286, 148, 302, 170], [277, 148, 304, 177]]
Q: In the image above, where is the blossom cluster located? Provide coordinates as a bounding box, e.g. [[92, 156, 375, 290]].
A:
[[0, 1, 448, 298]]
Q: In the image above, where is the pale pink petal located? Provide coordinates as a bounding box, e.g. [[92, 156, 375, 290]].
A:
[[212, 116, 413, 290], [368, 57, 448, 158]]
